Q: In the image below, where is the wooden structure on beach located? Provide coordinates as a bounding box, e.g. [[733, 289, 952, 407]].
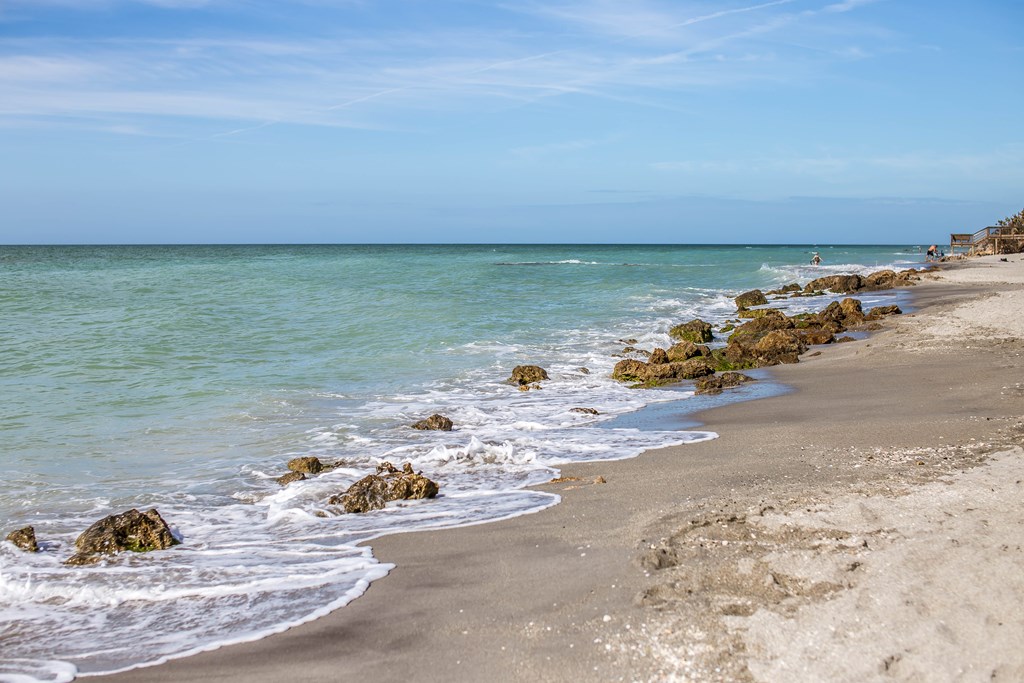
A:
[[949, 226, 1024, 255]]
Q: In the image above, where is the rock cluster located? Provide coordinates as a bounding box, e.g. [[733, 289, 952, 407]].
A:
[[328, 462, 439, 514], [615, 281, 904, 388]]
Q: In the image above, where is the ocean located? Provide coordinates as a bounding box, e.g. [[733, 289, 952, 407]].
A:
[[0, 244, 921, 681]]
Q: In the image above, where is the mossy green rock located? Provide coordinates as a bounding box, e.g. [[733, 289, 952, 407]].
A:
[[669, 319, 713, 344], [734, 289, 768, 309], [66, 508, 178, 566]]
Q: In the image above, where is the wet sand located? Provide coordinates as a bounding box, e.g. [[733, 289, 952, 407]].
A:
[[103, 255, 1024, 682]]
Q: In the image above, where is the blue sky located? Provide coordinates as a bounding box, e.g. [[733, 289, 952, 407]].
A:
[[1, 0, 1021, 244]]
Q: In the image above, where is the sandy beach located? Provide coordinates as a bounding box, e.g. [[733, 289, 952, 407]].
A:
[[103, 254, 1024, 683]]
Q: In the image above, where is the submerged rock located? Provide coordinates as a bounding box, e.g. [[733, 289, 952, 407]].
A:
[[867, 304, 902, 319], [328, 462, 439, 514], [669, 319, 714, 344], [5, 526, 38, 552], [694, 372, 755, 395], [570, 407, 600, 415], [66, 508, 178, 566], [276, 471, 306, 486], [411, 414, 454, 431], [509, 365, 549, 386]]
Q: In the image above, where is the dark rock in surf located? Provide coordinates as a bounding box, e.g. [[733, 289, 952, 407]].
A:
[[5, 526, 38, 553], [734, 289, 768, 309], [571, 407, 600, 415], [509, 365, 549, 386], [804, 274, 863, 294], [65, 508, 178, 566], [276, 471, 306, 486], [287, 456, 325, 474], [328, 461, 439, 514], [411, 414, 454, 431]]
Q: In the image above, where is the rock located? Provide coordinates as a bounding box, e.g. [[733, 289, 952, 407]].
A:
[[837, 335, 856, 343], [665, 341, 705, 362], [694, 372, 755, 395], [795, 327, 836, 345], [328, 462, 439, 514], [509, 365, 548, 386], [752, 330, 807, 365], [863, 269, 897, 290], [619, 346, 651, 358], [578, 367, 590, 375], [839, 297, 865, 324], [668, 319, 714, 344], [612, 358, 650, 382], [5, 526, 38, 552], [648, 348, 670, 365], [804, 274, 863, 294], [737, 307, 783, 319], [66, 508, 178, 566], [570, 407, 600, 415], [817, 298, 866, 331], [411, 414, 454, 431], [276, 471, 306, 486], [867, 305, 902, 318], [734, 289, 768, 309], [728, 310, 793, 345], [767, 283, 801, 295], [287, 456, 325, 474], [669, 358, 715, 379]]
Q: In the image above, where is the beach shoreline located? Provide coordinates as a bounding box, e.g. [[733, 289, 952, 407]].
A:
[[100, 254, 1024, 682]]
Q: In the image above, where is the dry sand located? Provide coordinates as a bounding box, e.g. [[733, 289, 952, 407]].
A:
[[103, 255, 1024, 683]]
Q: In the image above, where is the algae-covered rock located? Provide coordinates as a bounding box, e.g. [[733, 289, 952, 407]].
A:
[[736, 307, 783, 320], [509, 365, 549, 386], [665, 341, 706, 362], [668, 319, 714, 344], [66, 508, 178, 566], [727, 310, 793, 345], [411, 414, 454, 431], [328, 462, 439, 514], [5, 526, 38, 552], [287, 456, 325, 474], [734, 289, 768, 309]]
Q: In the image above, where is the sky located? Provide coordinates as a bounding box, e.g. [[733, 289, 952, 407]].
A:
[[1, 0, 1022, 244]]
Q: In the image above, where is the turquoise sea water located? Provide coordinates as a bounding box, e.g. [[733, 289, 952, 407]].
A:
[[0, 244, 921, 681]]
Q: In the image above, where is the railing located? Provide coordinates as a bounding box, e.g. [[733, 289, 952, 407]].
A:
[[950, 226, 1024, 255]]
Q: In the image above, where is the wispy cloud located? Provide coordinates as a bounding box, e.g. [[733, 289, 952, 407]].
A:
[[0, 0, 892, 138]]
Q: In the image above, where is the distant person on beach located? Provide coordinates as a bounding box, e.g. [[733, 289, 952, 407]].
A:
[[810, 252, 822, 266], [927, 245, 937, 260]]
